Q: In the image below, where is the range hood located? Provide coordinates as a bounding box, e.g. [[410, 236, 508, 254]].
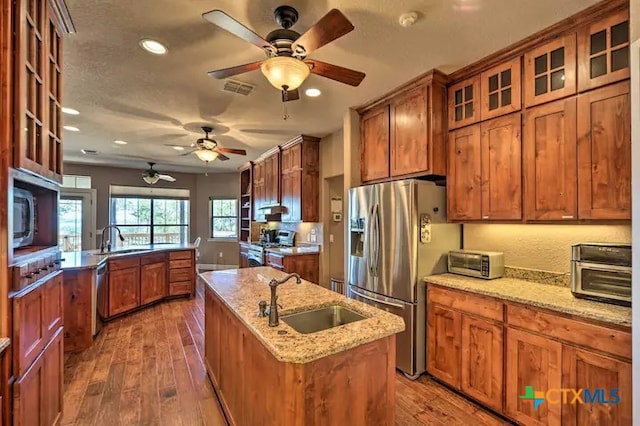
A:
[[258, 204, 287, 214]]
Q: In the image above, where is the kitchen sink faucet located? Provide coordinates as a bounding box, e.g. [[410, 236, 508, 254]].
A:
[[99, 225, 126, 253], [268, 273, 302, 327]]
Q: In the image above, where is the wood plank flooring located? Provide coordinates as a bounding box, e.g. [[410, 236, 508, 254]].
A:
[[62, 279, 512, 425]]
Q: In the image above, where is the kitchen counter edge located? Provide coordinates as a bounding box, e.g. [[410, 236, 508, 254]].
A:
[[61, 244, 196, 271]]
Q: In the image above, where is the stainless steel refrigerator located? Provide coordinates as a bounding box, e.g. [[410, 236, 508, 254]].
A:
[[347, 180, 460, 378]]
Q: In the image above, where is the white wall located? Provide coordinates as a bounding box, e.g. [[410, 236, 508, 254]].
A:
[[630, 0, 639, 420]]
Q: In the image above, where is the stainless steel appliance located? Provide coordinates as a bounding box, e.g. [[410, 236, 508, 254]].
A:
[[448, 250, 504, 279], [13, 187, 35, 248], [248, 230, 297, 266], [94, 263, 106, 335], [571, 243, 631, 306], [347, 180, 461, 378]]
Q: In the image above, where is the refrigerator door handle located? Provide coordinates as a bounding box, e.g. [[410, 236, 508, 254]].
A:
[[367, 205, 374, 276], [373, 203, 381, 276], [349, 287, 404, 308]]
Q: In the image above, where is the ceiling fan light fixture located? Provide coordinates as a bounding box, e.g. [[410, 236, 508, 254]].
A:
[[143, 175, 160, 185], [195, 149, 219, 163], [260, 56, 310, 91]]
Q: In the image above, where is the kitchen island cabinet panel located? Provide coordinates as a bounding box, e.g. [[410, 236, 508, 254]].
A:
[[140, 260, 166, 305], [108, 265, 140, 317]]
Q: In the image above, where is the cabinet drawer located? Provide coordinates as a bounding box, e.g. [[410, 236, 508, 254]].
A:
[[170, 281, 192, 296], [169, 268, 193, 283], [170, 259, 192, 269], [141, 253, 166, 265], [506, 304, 631, 360], [108, 256, 140, 271], [428, 286, 504, 322], [169, 251, 193, 261], [266, 253, 284, 268]]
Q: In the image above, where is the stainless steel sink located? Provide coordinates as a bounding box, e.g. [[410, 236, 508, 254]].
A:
[[281, 305, 367, 334]]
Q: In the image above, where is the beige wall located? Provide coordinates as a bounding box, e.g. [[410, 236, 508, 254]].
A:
[[463, 224, 632, 273], [63, 163, 239, 265]]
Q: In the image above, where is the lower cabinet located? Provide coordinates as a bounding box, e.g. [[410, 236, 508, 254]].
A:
[[140, 261, 167, 305], [13, 327, 63, 426], [168, 251, 194, 296], [426, 284, 632, 426], [266, 252, 319, 284], [108, 265, 140, 317]]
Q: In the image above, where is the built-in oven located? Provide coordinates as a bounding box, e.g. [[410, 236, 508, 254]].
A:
[[571, 243, 631, 306]]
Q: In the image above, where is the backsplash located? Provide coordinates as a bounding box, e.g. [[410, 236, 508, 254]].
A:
[[250, 221, 323, 246], [463, 224, 631, 273]]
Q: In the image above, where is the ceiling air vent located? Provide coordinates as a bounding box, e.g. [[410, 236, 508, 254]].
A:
[[81, 149, 98, 155], [223, 79, 255, 96]]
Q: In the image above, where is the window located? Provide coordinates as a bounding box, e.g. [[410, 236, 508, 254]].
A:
[[110, 186, 190, 247], [62, 175, 91, 189], [210, 199, 238, 239]]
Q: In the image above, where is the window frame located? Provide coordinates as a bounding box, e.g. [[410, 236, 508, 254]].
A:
[[209, 197, 239, 241], [109, 195, 190, 246]]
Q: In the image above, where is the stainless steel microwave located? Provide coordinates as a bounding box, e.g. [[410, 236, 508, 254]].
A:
[[13, 187, 35, 248], [448, 250, 505, 279], [571, 243, 631, 306]]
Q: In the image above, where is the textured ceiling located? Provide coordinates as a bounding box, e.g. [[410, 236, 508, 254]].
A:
[[62, 0, 599, 174]]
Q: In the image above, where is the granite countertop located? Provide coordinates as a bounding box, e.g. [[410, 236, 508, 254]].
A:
[[424, 273, 631, 327], [61, 243, 195, 271], [0, 338, 9, 354], [200, 267, 405, 363], [265, 245, 321, 256]]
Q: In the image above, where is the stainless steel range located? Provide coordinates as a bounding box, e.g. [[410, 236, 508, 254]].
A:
[[247, 230, 296, 266]]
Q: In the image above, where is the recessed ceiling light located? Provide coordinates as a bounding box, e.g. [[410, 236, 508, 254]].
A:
[[305, 88, 321, 97], [62, 107, 80, 115], [172, 146, 185, 151], [139, 39, 168, 55], [114, 140, 127, 145], [64, 125, 80, 132]]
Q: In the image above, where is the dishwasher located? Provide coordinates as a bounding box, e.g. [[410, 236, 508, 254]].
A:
[[94, 263, 107, 336]]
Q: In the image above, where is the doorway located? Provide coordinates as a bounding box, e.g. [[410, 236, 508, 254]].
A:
[[59, 188, 96, 252]]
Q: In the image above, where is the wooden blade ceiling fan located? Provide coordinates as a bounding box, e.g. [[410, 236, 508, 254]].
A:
[[203, 6, 365, 102], [179, 126, 247, 163]]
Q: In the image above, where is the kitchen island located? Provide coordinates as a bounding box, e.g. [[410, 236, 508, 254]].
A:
[[201, 267, 405, 425]]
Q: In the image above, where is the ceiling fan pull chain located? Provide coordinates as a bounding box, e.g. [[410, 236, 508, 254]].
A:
[[283, 102, 290, 121]]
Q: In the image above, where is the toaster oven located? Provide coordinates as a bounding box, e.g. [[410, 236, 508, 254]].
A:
[[571, 243, 631, 306], [448, 250, 505, 279]]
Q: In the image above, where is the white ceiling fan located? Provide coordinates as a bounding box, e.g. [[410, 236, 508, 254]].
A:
[[142, 162, 176, 184]]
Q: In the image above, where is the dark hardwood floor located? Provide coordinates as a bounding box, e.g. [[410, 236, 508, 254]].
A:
[[62, 279, 511, 425]]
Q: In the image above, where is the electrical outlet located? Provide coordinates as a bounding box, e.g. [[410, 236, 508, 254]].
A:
[[219, 252, 223, 258], [329, 234, 334, 243]]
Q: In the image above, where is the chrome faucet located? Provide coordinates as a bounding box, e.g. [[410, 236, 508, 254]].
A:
[[99, 225, 125, 253], [268, 273, 302, 327]]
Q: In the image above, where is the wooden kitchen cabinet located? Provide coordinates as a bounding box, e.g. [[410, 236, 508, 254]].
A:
[[523, 97, 578, 221], [524, 34, 577, 107], [447, 125, 482, 221], [480, 57, 522, 120], [13, 0, 70, 183], [460, 315, 503, 412], [505, 327, 563, 426], [448, 75, 480, 129], [480, 113, 522, 220], [426, 305, 461, 388], [561, 347, 631, 426], [577, 9, 630, 92], [42, 271, 63, 342], [108, 265, 140, 317], [204, 287, 222, 386], [168, 250, 194, 296], [266, 252, 319, 284], [13, 279, 46, 378], [218, 304, 245, 426], [140, 258, 167, 305], [252, 159, 265, 221], [264, 149, 281, 207], [280, 136, 320, 222], [577, 81, 630, 220], [238, 243, 249, 269], [360, 105, 390, 182], [62, 268, 93, 352]]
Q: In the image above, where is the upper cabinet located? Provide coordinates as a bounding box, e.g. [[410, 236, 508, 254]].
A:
[[280, 136, 320, 223], [252, 159, 265, 221], [360, 105, 390, 182], [13, 0, 72, 183], [360, 69, 447, 183], [480, 57, 522, 120], [577, 9, 629, 92], [263, 149, 280, 207], [524, 34, 577, 107], [447, 125, 482, 221], [577, 81, 630, 220], [448, 75, 480, 129]]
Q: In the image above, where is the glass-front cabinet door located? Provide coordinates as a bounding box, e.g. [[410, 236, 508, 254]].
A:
[[524, 34, 577, 107], [480, 57, 522, 120], [448, 75, 480, 130], [577, 9, 629, 92]]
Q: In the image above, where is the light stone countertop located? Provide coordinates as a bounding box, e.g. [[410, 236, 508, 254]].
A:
[[0, 338, 9, 354], [265, 245, 320, 256], [200, 267, 405, 363], [61, 243, 196, 271], [424, 273, 631, 327]]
